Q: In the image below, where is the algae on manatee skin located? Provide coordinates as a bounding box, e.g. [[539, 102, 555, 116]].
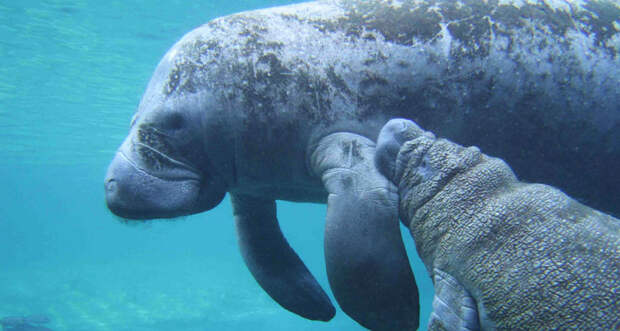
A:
[[283, 0, 619, 58]]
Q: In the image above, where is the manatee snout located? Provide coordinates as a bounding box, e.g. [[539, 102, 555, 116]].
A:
[[104, 146, 225, 220], [375, 118, 434, 184]]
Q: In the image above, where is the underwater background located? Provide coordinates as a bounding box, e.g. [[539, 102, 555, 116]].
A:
[[0, 1, 433, 330]]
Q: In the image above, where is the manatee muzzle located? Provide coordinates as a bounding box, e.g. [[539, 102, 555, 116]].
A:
[[104, 145, 225, 219]]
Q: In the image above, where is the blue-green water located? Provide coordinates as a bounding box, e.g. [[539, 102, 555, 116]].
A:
[[0, 1, 432, 330]]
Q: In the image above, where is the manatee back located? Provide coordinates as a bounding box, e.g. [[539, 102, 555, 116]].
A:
[[155, 0, 619, 213]]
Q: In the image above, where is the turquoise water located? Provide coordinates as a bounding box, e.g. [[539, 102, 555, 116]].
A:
[[0, 1, 432, 330]]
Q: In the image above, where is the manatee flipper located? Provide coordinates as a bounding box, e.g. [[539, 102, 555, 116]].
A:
[[428, 269, 480, 331], [231, 193, 335, 321], [310, 133, 419, 330]]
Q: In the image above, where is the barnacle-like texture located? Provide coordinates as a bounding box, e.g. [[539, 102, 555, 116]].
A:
[[394, 125, 620, 329]]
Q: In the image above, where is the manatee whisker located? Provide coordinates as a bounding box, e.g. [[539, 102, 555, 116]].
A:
[[134, 142, 200, 175]]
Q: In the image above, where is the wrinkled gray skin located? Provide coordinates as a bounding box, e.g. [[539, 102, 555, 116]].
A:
[[104, 0, 619, 329], [376, 118, 620, 330]]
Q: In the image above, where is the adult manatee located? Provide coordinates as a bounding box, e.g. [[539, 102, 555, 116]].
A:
[[104, 0, 620, 329], [375, 118, 620, 329]]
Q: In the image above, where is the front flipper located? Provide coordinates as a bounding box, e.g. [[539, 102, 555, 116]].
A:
[[428, 269, 480, 331], [310, 133, 419, 330], [231, 194, 335, 321]]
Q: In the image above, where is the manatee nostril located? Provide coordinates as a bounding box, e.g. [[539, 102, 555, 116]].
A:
[[166, 112, 184, 130]]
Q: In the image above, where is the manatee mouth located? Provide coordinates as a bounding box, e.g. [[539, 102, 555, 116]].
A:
[[105, 148, 208, 220]]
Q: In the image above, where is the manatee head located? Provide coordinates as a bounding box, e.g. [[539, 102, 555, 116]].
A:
[[376, 118, 486, 225], [105, 39, 232, 220], [375, 118, 431, 183]]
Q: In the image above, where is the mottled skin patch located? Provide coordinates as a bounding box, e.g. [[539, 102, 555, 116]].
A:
[[580, 0, 620, 52], [281, 0, 618, 58]]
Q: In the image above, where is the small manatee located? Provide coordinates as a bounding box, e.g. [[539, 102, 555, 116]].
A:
[[376, 118, 620, 330]]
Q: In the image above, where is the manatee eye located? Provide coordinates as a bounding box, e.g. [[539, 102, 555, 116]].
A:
[[163, 112, 184, 130]]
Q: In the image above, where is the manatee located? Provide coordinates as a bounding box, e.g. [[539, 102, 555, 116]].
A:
[[375, 118, 620, 330], [104, 0, 619, 329]]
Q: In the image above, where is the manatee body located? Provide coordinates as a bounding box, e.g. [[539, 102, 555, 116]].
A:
[[376, 118, 620, 330], [104, 0, 619, 329]]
